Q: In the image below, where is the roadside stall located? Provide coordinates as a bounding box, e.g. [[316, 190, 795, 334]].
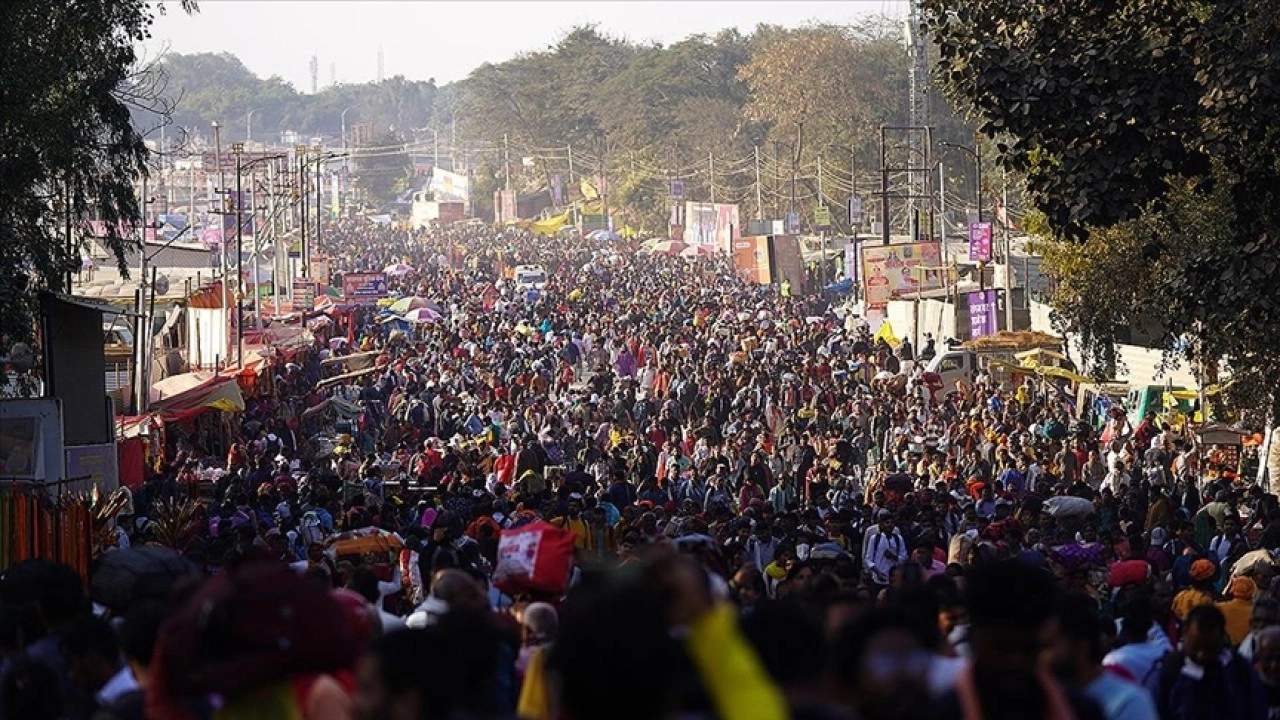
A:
[[1198, 423, 1250, 484]]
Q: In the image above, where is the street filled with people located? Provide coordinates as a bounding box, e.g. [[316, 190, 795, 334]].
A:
[[4, 222, 1280, 720]]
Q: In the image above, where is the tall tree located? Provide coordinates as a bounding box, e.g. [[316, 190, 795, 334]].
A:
[[925, 0, 1280, 415], [0, 0, 196, 352], [354, 131, 411, 205]]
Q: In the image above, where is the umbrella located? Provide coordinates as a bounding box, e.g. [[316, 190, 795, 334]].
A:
[[642, 240, 688, 255], [679, 244, 716, 258], [403, 307, 442, 324], [90, 547, 200, 612], [383, 262, 415, 277], [587, 229, 622, 242], [389, 296, 427, 314]]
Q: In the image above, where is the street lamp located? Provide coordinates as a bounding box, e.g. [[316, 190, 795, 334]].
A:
[[341, 104, 360, 170], [233, 145, 286, 367], [938, 141, 982, 223], [296, 144, 309, 277]]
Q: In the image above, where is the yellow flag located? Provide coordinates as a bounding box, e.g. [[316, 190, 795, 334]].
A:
[[579, 179, 599, 201], [874, 321, 900, 347]]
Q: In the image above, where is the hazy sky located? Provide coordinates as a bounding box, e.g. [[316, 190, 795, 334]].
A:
[[144, 1, 906, 90]]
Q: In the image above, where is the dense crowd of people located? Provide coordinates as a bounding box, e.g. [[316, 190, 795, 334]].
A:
[[2, 221, 1277, 720]]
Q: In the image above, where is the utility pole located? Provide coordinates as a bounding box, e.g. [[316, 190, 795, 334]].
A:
[[754, 145, 763, 221], [134, 173, 149, 415], [297, 145, 309, 278], [503, 133, 511, 191], [773, 141, 782, 221], [233, 142, 244, 368], [213, 121, 226, 282], [818, 153, 827, 285], [708, 151, 715, 204], [269, 159, 280, 320], [879, 128, 890, 246], [315, 148, 323, 258], [1002, 166, 1014, 333], [599, 136, 609, 232], [567, 143, 578, 227]]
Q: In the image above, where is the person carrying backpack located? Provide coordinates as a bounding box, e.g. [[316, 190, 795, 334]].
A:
[[1148, 604, 1267, 720]]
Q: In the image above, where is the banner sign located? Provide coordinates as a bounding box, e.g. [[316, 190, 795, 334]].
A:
[[785, 212, 801, 235], [967, 289, 1000, 339], [293, 280, 316, 313], [968, 222, 993, 263], [848, 197, 863, 226], [844, 243, 859, 282], [683, 202, 739, 253], [814, 206, 831, 231], [860, 242, 944, 304], [430, 169, 471, 203], [671, 180, 685, 200], [341, 272, 389, 305]]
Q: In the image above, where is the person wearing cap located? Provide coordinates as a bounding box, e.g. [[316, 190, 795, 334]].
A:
[[1174, 558, 1221, 623], [1220, 576, 1260, 647]]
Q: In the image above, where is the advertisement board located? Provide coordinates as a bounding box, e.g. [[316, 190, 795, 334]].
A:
[[341, 272, 389, 305], [844, 243, 859, 282], [860, 242, 944, 305], [0, 398, 65, 483], [293, 280, 316, 313], [969, 222, 993, 263], [65, 444, 119, 493], [311, 256, 332, 289], [967, 289, 1000, 339], [814, 206, 831, 231], [771, 235, 806, 294], [430, 169, 471, 203], [732, 236, 773, 285], [683, 202, 739, 253]]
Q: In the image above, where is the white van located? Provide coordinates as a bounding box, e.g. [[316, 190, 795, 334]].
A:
[[514, 264, 548, 291]]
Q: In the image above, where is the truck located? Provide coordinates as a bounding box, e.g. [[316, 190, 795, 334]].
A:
[[922, 331, 1068, 393], [409, 191, 465, 230]]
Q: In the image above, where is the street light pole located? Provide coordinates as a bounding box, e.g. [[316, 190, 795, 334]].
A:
[[314, 145, 323, 257], [233, 142, 244, 367], [341, 105, 359, 173], [213, 121, 226, 284], [296, 145, 309, 278], [939, 141, 982, 223]]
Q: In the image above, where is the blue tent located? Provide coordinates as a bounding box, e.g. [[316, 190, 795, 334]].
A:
[[824, 278, 854, 295]]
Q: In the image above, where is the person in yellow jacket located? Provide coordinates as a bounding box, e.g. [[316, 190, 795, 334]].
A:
[[516, 603, 559, 720], [546, 554, 790, 720], [1218, 576, 1258, 646]]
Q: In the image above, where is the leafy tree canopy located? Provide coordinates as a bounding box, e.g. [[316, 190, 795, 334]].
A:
[[926, 0, 1280, 415], [0, 0, 195, 349]]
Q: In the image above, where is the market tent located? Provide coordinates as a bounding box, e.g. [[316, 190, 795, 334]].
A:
[[1016, 348, 1072, 369], [149, 371, 245, 421]]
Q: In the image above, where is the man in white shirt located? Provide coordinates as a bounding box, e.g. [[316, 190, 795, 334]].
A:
[[60, 615, 140, 712], [405, 568, 488, 629], [862, 510, 906, 589]]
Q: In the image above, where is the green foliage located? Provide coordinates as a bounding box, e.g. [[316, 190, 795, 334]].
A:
[[0, 0, 195, 348], [926, 0, 1280, 413], [452, 21, 977, 232], [354, 131, 411, 205], [147, 52, 438, 142], [151, 21, 982, 234]]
